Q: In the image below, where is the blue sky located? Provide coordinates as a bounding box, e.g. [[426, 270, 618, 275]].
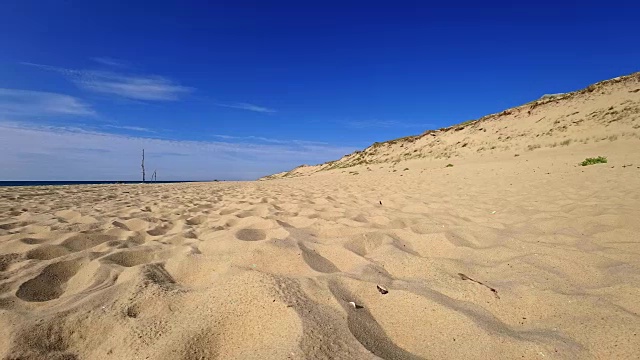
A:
[[1, 1, 638, 180]]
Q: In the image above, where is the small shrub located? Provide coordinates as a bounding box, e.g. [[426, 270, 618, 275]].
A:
[[403, 168, 409, 171], [527, 144, 542, 151], [608, 135, 618, 141], [560, 139, 572, 146], [446, 163, 454, 167], [580, 156, 607, 166]]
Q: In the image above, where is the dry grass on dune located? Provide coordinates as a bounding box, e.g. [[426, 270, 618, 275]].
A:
[[265, 71, 640, 179]]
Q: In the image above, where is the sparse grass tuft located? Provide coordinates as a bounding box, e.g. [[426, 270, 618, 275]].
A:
[[446, 164, 454, 167], [560, 139, 572, 146], [527, 144, 542, 151], [580, 156, 608, 166]]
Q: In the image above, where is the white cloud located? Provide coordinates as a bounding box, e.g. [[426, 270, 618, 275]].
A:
[[215, 102, 276, 113], [0, 88, 95, 117], [346, 120, 435, 129], [0, 122, 355, 181], [211, 134, 327, 145], [91, 57, 128, 67], [22, 62, 192, 101], [80, 74, 192, 101], [104, 124, 155, 132]]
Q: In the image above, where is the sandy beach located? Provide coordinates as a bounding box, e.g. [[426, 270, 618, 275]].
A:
[[1, 73, 640, 359]]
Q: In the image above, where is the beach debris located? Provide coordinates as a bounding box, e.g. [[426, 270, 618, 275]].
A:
[[491, 211, 497, 214], [348, 301, 364, 309], [376, 285, 388, 295], [458, 273, 500, 299], [379, 201, 382, 205]]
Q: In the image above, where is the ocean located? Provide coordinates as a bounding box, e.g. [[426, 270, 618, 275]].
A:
[[0, 181, 195, 187]]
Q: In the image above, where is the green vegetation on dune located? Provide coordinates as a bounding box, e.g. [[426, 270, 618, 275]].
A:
[[580, 156, 608, 166]]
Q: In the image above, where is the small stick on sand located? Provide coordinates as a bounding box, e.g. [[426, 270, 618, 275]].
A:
[[458, 273, 500, 299]]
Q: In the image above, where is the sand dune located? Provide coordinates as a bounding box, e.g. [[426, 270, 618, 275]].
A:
[[1, 72, 640, 359], [265, 71, 640, 179]]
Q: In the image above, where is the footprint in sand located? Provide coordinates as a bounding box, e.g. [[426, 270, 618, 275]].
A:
[[26, 245, 72, 260], [352, 214, 369, 223], [0, 253, 22, 272], [236, 211, 257, 218], [235, 228, 266, 241], [186, 215, 206, 225], [328, 281, 422, 360], [219, 208, 237, 215], [112, 220, 130, 230], [184, 231, 198, 239], [298, 242, 340, 273], [19, 238, 47, 245], [16, 258, 85, 302], [147, 223, 172, 236], [344, 232, 419, 257], [103, 250, 154, 267], [0, 221, 31, 231], [61, 233, 118, 252], [23, 233, 119, 261], [54, 210, 81, 220], [142, 263, 176, 288]]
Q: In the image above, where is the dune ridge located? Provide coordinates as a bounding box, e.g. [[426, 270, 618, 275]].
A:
[[264, 71, 640, 179], [1, 72, 639, 359]]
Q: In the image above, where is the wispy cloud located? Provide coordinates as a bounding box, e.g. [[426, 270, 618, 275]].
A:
[[0, 122, 355, 181], [0, 88, 95, 117], [215, 102, 276, 113], [345, 120, 435, 129], [91, 57, 128, 67], [22, 62, 192, 102], [104, 124, 155, 132], [211, 134, 328, 145], [81, 74, 192, 101]]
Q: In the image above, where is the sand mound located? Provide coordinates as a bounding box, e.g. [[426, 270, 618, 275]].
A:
[[16, 258, 86, 302]]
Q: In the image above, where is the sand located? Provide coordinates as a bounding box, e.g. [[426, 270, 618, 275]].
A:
[[1, 73, 640, 359]]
